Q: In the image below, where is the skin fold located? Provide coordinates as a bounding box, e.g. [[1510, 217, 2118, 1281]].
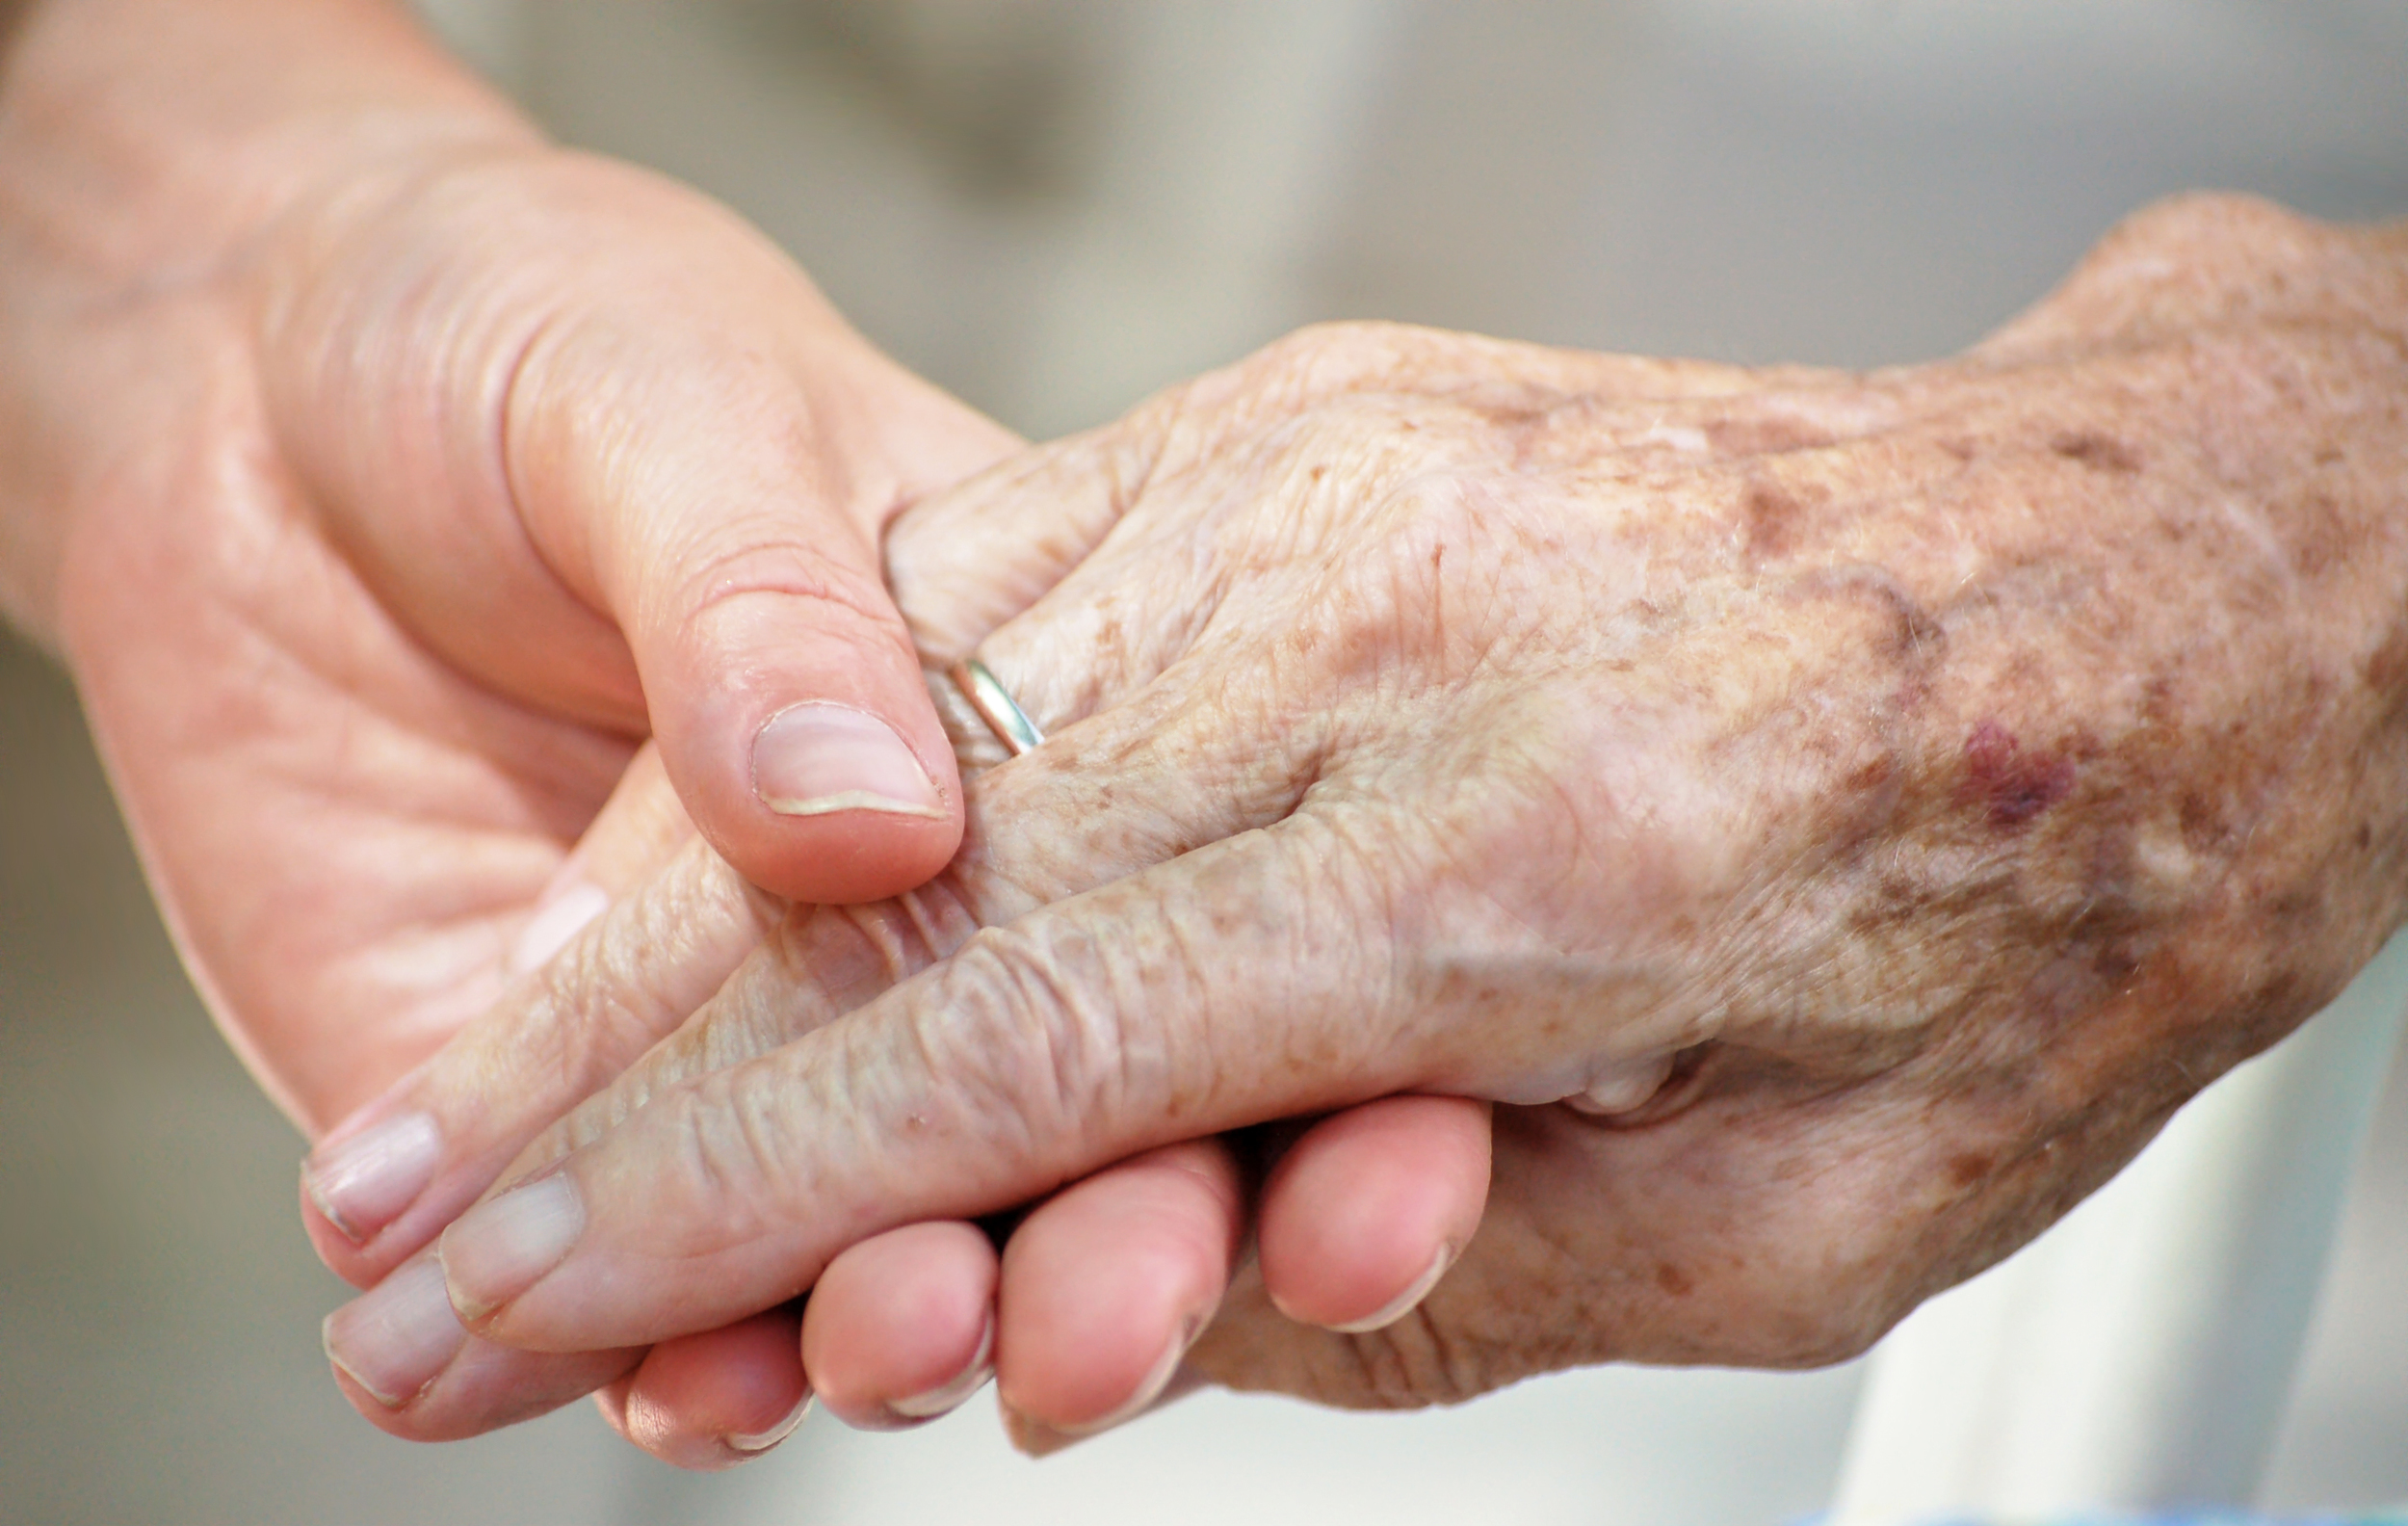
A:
[[317, 195, 2408, 1449]]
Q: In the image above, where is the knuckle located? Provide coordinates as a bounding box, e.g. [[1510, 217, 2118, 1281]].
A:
[[534, 941, 662, 1120], [2114, 190, 2316, 253], [909, 924, 1137, 1171], [660, 533, 896, 637], [651, 1059, 814, 1250], [1265, 319, 1423, 377], [2052, 193, 2344, 337], [1197, 321, 1434, 422], [1287, 468, 1498, 679], [787, 868, 991, 999], [1277, 323, 1406, 397], [632, 547, 917, 700], [1335, 1304, 1496, 1408]]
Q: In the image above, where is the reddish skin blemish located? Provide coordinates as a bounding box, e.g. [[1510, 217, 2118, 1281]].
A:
[[1962, 719, 2077, 829]]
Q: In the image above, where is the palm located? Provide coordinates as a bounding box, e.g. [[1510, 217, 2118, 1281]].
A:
[[64, 399, 632, 1130]]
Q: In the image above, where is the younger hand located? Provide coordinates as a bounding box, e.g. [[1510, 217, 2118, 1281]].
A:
[[2, 0, 1015, 1131]]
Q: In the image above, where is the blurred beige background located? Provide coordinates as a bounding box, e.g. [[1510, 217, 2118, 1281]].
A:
[[6, 2, 2408, 1521]]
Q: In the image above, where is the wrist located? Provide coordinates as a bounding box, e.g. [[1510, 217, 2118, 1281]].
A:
[[1, 0, 537, 283]]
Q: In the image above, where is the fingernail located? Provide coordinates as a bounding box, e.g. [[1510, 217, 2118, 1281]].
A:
[[1006, 1354, 1207, 1458], [1325, 1241, 1457, 1334], [1001, 1398, 1074, 1458], [323, 1258, 468, 1408], [304, 1111, 443, 1243], [440, 1173, 584, 1322], [753, 703, 946, 820], [727, 1393, 814, 1454], [887, 1312, 996, 1421], [509, 881, 610, 975]]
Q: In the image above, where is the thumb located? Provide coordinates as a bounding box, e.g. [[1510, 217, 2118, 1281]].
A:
[[510, 315, 1020, 904]]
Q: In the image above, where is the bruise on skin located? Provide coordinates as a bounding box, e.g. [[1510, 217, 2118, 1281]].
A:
[[1960, 719, 2077, 829], [2050, 432, 2143, 473]]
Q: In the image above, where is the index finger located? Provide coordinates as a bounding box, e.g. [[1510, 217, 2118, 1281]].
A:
[[433, 807, 1442, 1353]]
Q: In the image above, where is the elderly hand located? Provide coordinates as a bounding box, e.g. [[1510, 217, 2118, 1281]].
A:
[[0, 0, 1012, 1137], [300, 466, 1495, 1460], [332, 193, 2408, 1452]]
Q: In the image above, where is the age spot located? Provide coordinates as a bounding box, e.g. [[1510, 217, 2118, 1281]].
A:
[[1743, 484, 1806, 560], [1961, 719, 2076, 830], [2050, 432, 2142, 474]]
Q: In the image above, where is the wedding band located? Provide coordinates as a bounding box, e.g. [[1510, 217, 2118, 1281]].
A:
[[949, 657, 1045, 757]]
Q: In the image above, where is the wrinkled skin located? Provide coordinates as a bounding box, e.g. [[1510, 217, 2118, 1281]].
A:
[[300, 502, 1478, 1455], [319, 191, 2408, 1449], [0, 0, 1011, 1132]]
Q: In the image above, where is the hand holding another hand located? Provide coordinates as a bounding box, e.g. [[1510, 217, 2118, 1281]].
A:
[[1, 0, 1014, 1134], [324, 194, 2408, 1459]]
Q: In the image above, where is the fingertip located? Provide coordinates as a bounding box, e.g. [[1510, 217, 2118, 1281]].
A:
[[662, 670, 965, 905], [746, 697, 965, 896], [593, 1373, 639, 1443], [301, 1179, 375, 1287], [999, 1362, 1208, 1458], [1313, 1241, 1457, 1335], [615, 501, 967, 906], [1258, 1095, 1491, 1331], [300, 1107, 446, 1279], [323, 1265, 646, 1443], [322, 1258, 470, 1425], [994, 1143, 1241, 1434], [803, 1222, 998, 1430], [620, 1309, 811, 1469]]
